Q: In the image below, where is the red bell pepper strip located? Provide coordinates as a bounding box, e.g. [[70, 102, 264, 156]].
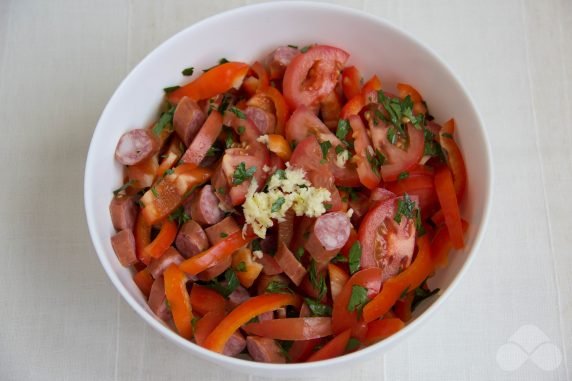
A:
[[432, 220, 469, 268], [143, 219, 178, 259], [134, 213, 152, 265], [251, 61, 269, 91], [396, 83, 427, 115], [341, 66, 361, 100], [194, 309, 226, 346], [190, 284, 227, 316], [364, 318, 405, 345], [363, 236, 433, 322], [140, 164, 212, 224], [133, 268, 154, 298], [328, 263, 349, 301], [242, 317, 333, 340], [167, 62, 249, 104], [164, 264, 193, 340], [260, 86, 290, 135], [203, 293, 302, 353], [288, 338, 323, 362], [306, 329, 352, 362], [440, 119, 467, 201], [179, 231, 256, 276], [434, 166, 464, 249]]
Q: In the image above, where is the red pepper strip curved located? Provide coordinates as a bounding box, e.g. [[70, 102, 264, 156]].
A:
[[393, 292, 414, 322], [140, 165, 212, 224], [134, 213, 152, 265], [203, 293, 302, 353], [242, 317, 333, 340], [431, 220, 469, 269], [363, 318, 405, 345], [340, 94, 364, 119], [251, 61, 269, 91], [434, 166, 464, 249], [396, 83, 427, 115], [363, 236, 433, 323], [167, 62, 249, 104], [440, 119, 467, 201], [306, 329, 352, 362], [288, 338, 322, 362], [133, 268, 154, 298], [194, 309, 226, 346], [179, 231, 256, 276], [261, 86, 289, 135], [264, 134, 292, 161], [341, 66, 361, 100], [164, 264, 193, 340], [190, 284, 227, 316], [143, 219, 178, 259]]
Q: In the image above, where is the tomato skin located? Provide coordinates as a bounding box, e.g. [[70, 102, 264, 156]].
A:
[[364, 318, 405, 345], [357, 196, 416, 281], [285, 106, 341, 146], [242, 317, 333, 340], [283, 45, 349, 109], [396, 83, 427, 115], [328, 263, 349, 300]]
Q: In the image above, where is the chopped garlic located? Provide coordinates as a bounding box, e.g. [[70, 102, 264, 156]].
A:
[[252, 250, 263, 260], [419, 155, 431, 165], [335, 149, 350, 168], [242, 167, 331, 238], [256, 135, 269, 145], [346, 208, 354, 219]]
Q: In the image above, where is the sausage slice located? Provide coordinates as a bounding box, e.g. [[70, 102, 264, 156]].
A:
[[173, 96, 206, 146], [115, 129, 158, 166], [305, 212, 351, 263], [110, 229, 137, 267], [246, 336, 286, 363], [175, 220, 209, 258], [109, 196, 137, 231]]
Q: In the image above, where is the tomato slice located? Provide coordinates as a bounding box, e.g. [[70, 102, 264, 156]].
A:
[[331, 268, 383, 334], [328, 263, 349, 300], [242, 317, 333, 340], [221, 146, 269, 206], [285, 106, 341, 146], [349, 115, 381, 189], [190, 284, 227, 315], [357, 196, 416, 281], [283, 45, 349, 109], [341, 66, 361, 100], [167, 62, 249, 104], [369, 121, 424, 181]]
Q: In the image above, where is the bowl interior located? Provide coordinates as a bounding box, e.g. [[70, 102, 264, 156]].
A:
[[85, 2, 491, 377]]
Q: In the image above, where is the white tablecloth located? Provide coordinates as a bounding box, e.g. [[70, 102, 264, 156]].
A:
[[1, 0, 570, 380]]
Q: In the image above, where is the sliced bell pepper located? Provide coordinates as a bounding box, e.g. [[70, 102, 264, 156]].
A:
[[306, 329, 352, 362], [341, 66, 361, 100], [140, 164, 212, 224], [126, 155, 158, 191], [328, 263, 349, 300], [396, 83, 427, 115], [251, 61, 269, 91], [262, 134, 292, 161], [179, 231, 256, 276], [194, 309, 226, 346], [143, 219, 178, 259], [440, 119, 467, 201], [288, 338, 323, 362], [167, 62, 249, 104], [163, 264, 193, 340], [434, 166, 464, 249], [134, 213, 152, 265], [340, 94, 364, 119], [133, 268, 154, 298], [232, 247, 263, 288], [364, 318, 405, 345], [363, 236, 433, 322], [361, 75, 382, 103], [260, 86, 289, 135], [432, 220, 469, 268], [242, 317, 333, 340], [190, 284, 227, 316], [203, 293, 302, 353]]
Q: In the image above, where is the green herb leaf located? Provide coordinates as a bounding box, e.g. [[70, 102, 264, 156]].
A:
[[287, 44, 298, 49], [415, 208, 426, 237], [323, 203, 333, 210], [300, 45, 311, 53], [206, 268, 239, 297], [309, 260, 327, 300], [412, 282, 440, 311], [347, 285, 369, 318], [232, 162, 256, 185], [304, 298, 332, 317], [336, 119, 351, 140], [229, 107, 246, 119], [400, 286, 410, 299], [152, 104, 176, 136], [394, 193, 416, 223], [191, 316, 199, 332], [441, 132, 453, 139], [274, 169, 287, 180], [338, 186, 359, 201], [181, 67, 194, 76], [348, 241, 362, 274], [331, 254, 348, 263], [202, 58, 230, 72], [217, 187, 226, 195], [220, 232, 228, 238], [151, 187, 159, 198], [235, 261, 247, 272], [163, 168, 175, 176], [112, 179, 135, 196], [251, 239, 262, 252], [345, 337, 361, 352], [398, 171, 409, 180], [237, 126, 245, 135], [168, 206, 190, 226], [163, 85, 180, 93], [206, 146, 220, 157], [295, 247, 305, 260], [276, 340, 293, 361], [271, 196, 286, 213], [265, 280, 292, 294], [387, 126, 397, 145], [319, 140, 332, 161]]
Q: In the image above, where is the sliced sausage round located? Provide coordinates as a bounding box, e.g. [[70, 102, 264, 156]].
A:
[[275, 242, 307, 286], [204, 216, 240, 246], [110, 229, 137, 267], [228, 285, 250, 309], [246, 336, 286, 363], [147, 247, 185, 278], [148, 276, 170, 321], [305, 212, 351, 263], [175, 220, 209, 258], [267, 46, 300, 80], [173, 96, 206, 146], [245, 106, 276, 134], [257, 253, 283, 276], [223, 331, 246, 357], [115, 129, 158, 166], [186, 185, 224, 226], [109, 196, 137, 231]]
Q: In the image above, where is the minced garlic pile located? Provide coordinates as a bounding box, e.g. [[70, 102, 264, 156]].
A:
[[242, 164, 331, 238]]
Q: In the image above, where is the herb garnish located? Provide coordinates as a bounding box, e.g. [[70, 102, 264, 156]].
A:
[[348, 241, 362, 274], [394, 193, 416, 223], [347, 285, 369, 318], [232, 162, 256, 185], [112, 179, 135, 196], [152, 104, 176, 136], [304, 298, 332, 317], [181, 67, 194, 76], [271, 197, 286, 213]]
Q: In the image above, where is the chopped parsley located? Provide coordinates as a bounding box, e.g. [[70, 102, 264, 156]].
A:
[[220, 232, 228, 238], [229, 106, 246, 119], [377, 91, 424, 133], [181, 67, 194, 76], [366, 147, 385, 174], [347, 285, 369, 318], [441, 132, 453, 139], [348, 241, 362, 275], [319, 140, 332, 162], [163, 85, 180, 93], [271, 197, 286, 213], [304, 298, 332, 317], [265, 280, 292, 294], [168, 206, 190, 226], [300, 45, 311, 53], [386, 126, 398, 145], [295, 247, 305, 260], [309, 260, 327, 300], [345, 337, 361, 352], [415, 208, 426, 236], [202, 58, 230, 72], [152, 104, 176, 136], [235, 261, 247, 272], [206, 268, 239, 297], [237, 126, 245, 135], [331, 254, 348, 263], [232, 162, 256, 185], [398, 171, 409, 180], [287, 44, 298, 49], [205, 146, 220, 157], [412, 282, 440, 311], [338, 186, 359, 201], [394, 193, 416, 223], [336, 119, 351, 140], [151, 187, 159, 197], [224, 126, 235, 148], [423, 128, 444, 160], [217, 93, 233, 113], [112, 179, 135, 196], [323, 203, 333, 210], [274, 169, 287, 180], [163, 168, 175, 176], [217, 187, 226, 195]]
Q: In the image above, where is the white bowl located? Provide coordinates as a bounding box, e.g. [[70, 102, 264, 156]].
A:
[[84, 1, 492, 377]]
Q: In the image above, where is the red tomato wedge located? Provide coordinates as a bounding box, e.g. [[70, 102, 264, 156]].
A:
[[168, 62, 249, 104], [283, 45, 349, 109], [203, 293, 302, 353], [349, 115, 381, 189], [434, 167, 464, 249], [243, 317, 333, 340], [190, 284, 227, 315], [285, 106, 342, 146], [307, 329, 352, 362], [163, 264, 193, 340], [357, 196, 416, 281]]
